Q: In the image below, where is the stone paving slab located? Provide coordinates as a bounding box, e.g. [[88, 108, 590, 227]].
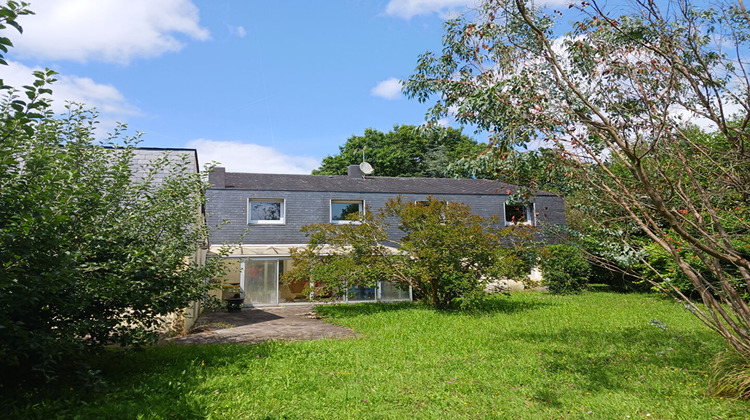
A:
[[166, 305, 357, 345]]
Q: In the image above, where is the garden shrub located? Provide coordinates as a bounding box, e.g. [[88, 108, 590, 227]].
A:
[[494, 248, 532, 281], [640, 242, 697, 296], [588, 264, 649, 293], [638, 236, 748, 301], [539, 244, 591, 294]]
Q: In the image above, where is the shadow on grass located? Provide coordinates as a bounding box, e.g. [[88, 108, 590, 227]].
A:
[[314, 301, 423, 319], [532, 389, 564, 408], [2, 347, 215, 417], [452, 295, 553, 315], [314, 295, 551, 319], [508, 324, 721, 392], [11, 342, 289, 418]]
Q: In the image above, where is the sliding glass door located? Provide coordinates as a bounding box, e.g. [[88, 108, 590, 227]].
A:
[[244, 260, 278, 305], [237, 258, 411, 305]]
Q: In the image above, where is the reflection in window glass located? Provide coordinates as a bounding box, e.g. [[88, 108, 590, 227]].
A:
[[380, 281, 411, 301], [505, 203, 534, 226], [331, 201, 362, 222], [279, 260, 310, 303], [244, 260, 278, 304], [347, 284, 376, 301], [249, 200, 284, 224]]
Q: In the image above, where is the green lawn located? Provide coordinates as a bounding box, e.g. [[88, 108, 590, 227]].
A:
[[8, 292, 750, 419]]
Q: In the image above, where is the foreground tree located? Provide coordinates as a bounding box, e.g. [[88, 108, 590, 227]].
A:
[[450, 146, 587, 197], [284, 197, 533, 309], [0, 3, 222, 381], [313, 125, 485, 177], [404, 0, 750, 357]]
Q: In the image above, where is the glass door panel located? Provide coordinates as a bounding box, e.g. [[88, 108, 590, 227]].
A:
[[380, 281, 411, 301], [244, 260, 278, 305], [279, 260, 310, 303], [347, 284, 376, 301]]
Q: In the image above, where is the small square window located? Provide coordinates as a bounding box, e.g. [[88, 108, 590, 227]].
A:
[[331, 200, 363, 223], [505, 203, 534, 226], [249, 199, 285, 224]]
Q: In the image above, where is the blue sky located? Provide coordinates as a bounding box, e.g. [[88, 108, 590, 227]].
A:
[[4, 0, 506, 173], [5, 1, 731, 174]]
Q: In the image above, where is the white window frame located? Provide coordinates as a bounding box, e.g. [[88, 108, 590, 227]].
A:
[[330, 200, 364, 224], [248, 198, 285, 225], [504, 202, 535, 226]]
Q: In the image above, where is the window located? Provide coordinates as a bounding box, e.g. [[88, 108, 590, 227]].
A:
[[414, 199, 448, 223], [505, 203, 534, 226], [347, 284, 376, 301], [379, 281, 411, 301], [331, 200, 363, 223], [415, 198, 447, 206], [248, 199, 285, 224]]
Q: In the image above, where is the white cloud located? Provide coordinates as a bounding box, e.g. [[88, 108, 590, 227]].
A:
[[670, 101, 745, 132], [228, 25, 247, 38], [186, 139, 320, 174], [435, 117, 451, 128], [4, 61, 139, 123], [371, 78, 403, 100], [13, 0, 209, 64], [384, 0, 476, 19], [384, 0, 572, 19]]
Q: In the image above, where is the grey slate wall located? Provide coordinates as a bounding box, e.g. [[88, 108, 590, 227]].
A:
[[206, 188, 566, 245], [129, 148, 199, 183]]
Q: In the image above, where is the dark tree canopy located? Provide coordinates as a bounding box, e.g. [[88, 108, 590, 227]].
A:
[[313, 125, 485, 178]]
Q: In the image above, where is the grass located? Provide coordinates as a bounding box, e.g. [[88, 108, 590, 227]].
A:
[[6, 291, 750, 419]]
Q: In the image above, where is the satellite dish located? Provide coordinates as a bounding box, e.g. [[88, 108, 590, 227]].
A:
[[359, 161, 373, 175]]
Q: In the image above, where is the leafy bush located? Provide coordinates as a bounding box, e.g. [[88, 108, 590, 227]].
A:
[[588, 264, 649, 293], [638, 232, 749, 301], [539, 244, 591, 294], [493, 235, 534, 282], [0, 7, 224, 382], [640, 242, 696, 295]]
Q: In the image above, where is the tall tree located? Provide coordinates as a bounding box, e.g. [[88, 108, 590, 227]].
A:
[[404, 0, 750, 357], [313, 125, 485, 177]]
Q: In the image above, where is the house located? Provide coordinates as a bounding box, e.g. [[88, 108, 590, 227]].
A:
[[129, 147, 208, 332], [205, 165, 566, 306]]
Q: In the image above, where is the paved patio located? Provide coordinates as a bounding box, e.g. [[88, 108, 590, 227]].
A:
[[166, 304, 357, 345]]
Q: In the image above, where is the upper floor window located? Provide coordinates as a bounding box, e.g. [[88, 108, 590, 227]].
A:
[[505, 203, 534, 226], [249, 199, 285, 224], [331, 200, 363, 224]]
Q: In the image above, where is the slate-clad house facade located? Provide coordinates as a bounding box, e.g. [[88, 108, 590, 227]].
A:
[[206, 166, 565, 306]]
